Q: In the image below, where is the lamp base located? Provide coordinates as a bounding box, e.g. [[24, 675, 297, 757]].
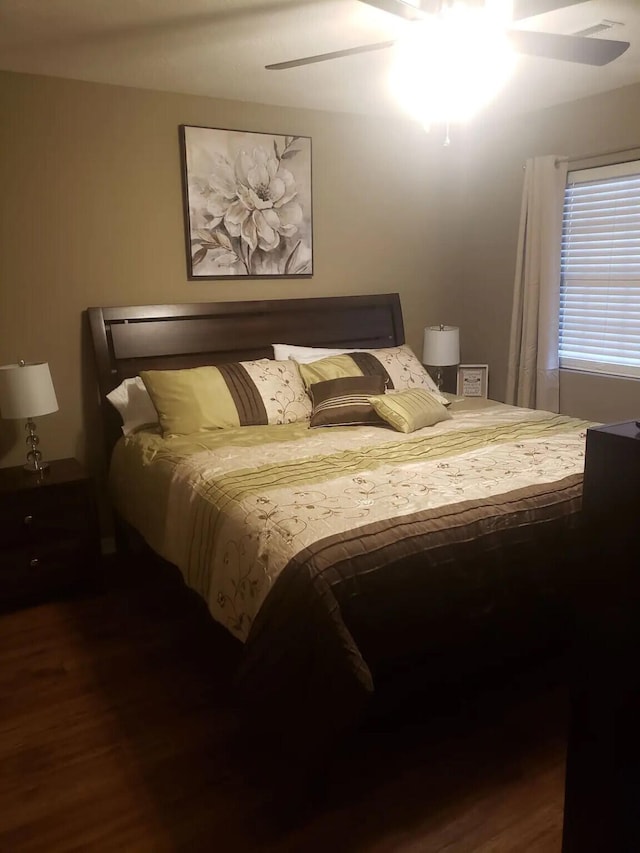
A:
[[23, 460, 49, 474], [23, 418, 48, 474]]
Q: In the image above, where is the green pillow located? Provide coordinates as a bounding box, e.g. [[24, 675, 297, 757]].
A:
[[140, 359, 311, 437], [299, 353, 390, 388], [296, 345, 449, 405], [368, 389, 452, 433]]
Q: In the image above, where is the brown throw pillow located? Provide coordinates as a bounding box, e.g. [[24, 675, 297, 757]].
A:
[[309, 376, 386, 428]]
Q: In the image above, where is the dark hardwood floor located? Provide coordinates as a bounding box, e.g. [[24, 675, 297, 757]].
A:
[[0, 554, 568, 852]]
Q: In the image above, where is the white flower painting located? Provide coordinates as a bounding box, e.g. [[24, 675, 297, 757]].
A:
[[180, 125, 313, 279]]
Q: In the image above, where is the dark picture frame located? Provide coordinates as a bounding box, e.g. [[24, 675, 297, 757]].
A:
[[179, 124, 313, 280]]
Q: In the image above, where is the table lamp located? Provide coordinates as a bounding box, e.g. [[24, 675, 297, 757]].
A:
[[422, 325, 460, 390], [0, 361, 59, 472]]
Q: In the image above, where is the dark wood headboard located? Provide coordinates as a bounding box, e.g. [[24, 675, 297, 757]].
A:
[[87, 293, 404, 459]]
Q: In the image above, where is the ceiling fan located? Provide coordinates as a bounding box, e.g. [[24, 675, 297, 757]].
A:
[[265, 0, 630, 71]]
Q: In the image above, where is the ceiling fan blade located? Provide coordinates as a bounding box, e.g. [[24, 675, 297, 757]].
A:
[[508, 29, 630, 65], [266, 40, 395, 70], [512, 0, 588, 21], [357, 0, 434, 21]]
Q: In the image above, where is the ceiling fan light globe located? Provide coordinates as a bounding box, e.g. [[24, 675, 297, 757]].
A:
[[388, 4, 516, 126]]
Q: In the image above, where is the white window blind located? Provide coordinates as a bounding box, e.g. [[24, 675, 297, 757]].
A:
[[560, 159, 640, 378]]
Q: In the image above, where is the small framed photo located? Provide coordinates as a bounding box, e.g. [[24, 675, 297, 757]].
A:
[[456, 364, 489, 398]]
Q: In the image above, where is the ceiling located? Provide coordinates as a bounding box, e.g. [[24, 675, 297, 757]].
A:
[[1, 0, 640, 123]]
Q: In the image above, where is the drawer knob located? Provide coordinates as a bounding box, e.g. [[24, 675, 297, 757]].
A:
[[29, 557, 39, 568], [24, 515, 33, 525]]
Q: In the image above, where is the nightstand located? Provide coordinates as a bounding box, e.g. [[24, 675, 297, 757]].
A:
[[0, 458, 100, 609]]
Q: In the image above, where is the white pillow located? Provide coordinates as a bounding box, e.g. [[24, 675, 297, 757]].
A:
[[272, 343, 352, 363], [106, 377, 159, 435]]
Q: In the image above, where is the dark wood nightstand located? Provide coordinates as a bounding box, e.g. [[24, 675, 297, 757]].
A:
[[0, 458, 100, 609]]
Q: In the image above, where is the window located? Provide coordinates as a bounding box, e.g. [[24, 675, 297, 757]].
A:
[[559, 159, 640, 378]]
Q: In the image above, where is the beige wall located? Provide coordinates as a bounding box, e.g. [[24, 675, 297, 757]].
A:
[[3, 67, 639, 499], [446, 82, 640, 422], [0, 70, 457, 481]]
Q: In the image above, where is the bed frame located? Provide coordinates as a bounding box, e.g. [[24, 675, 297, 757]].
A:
[[86, 292, 582, 734], [87, 293, 404, 460]]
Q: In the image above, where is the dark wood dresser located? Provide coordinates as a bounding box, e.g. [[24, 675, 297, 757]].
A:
[[562, 420, 640, 852], [0, 458, 100, 609], [582, 419, 640, 515]]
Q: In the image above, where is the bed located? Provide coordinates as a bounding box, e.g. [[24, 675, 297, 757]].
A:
[[87, 293, 590, 748]]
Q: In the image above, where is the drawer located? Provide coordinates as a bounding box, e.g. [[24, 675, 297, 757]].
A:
[[0, 538, 96, 605], [0, 484, 90, 548]]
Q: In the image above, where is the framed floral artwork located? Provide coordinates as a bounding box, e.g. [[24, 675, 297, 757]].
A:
[[179, 124, 313, 279]]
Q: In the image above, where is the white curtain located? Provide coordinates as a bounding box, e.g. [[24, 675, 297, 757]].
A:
[[506, 154, 568, 411]]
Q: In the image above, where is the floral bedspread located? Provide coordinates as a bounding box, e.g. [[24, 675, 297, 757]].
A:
[[110, 401, 590, 643], [110, 400, 592, 742]]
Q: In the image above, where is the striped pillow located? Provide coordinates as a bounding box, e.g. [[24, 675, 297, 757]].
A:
[[309, 376, 386, 428], [368, 389, 452, 433], [140, 360, 311, 437]]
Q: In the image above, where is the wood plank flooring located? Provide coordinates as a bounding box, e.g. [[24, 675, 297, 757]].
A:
[[0, 554, 568, 852]]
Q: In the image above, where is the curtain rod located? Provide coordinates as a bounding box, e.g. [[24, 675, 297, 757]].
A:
[[554, 144, 640, 168]]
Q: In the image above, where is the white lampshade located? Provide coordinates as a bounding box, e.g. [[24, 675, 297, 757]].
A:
[[422, 325, 460, 367], [0, 362, 59, 419]]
